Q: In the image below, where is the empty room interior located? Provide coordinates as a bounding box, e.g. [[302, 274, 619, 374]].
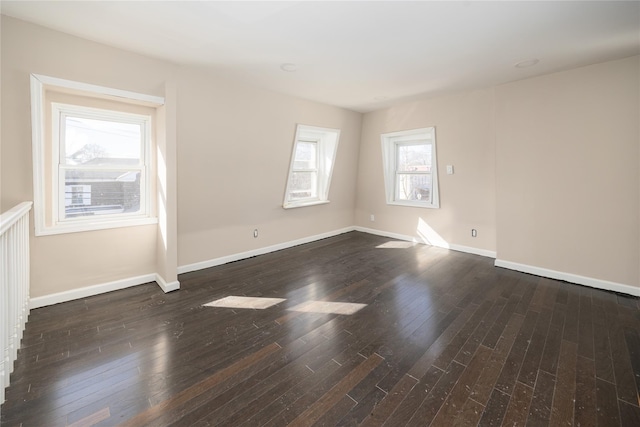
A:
[[1, 1, 639, 426]]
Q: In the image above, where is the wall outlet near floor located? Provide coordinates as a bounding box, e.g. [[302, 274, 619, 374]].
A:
[[253, 229, 259, 238], [370, 214, 375, 222], [471, 229, 477, 237]]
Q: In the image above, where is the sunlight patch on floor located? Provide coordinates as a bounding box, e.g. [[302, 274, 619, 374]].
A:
[[376, 241, 415, 249], [287, 301, 367, 315], [204, 296, 286, 309]]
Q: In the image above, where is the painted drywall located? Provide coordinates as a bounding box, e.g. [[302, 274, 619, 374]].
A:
[[1, 16, 177, 297], [155, 79, 179, 289], [355, 56, 639, 290], [355, 89, 497, 253], [1, 16, 361, 298], [495, 56, 639, 288], [176, 66, 362, 266], [2, 15, 638, 300]]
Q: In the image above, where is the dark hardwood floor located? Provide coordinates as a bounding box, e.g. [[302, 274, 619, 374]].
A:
[[2, 231, 640, 426]]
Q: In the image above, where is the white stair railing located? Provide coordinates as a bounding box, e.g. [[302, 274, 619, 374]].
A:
[[0, 201, 32, 408]]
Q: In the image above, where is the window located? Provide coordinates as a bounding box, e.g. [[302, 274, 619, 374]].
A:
[[54, 104, 150, 222], [381, 127, 440, 208], [284, 124, 340, 208], [289, 139, 319, 200], [31, 74, 164, 235]]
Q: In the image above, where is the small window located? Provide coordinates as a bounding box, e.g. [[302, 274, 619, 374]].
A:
[[284, 124, 340, 209], [381, 127, 440, 208]]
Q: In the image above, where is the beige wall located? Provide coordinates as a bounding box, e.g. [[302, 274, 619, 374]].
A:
[[2, 15, 638, 299], [355, 56, 639, 289], [1, 16, 362, 297], [176, 66, 362, 266], [495, 56, 639, 287], [355, 89, 498, 253], [1, 16, 177, 297]]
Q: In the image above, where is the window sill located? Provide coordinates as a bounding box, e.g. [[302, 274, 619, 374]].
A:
[[283, 200, 330, 209], [386, 200, 440, 209], [35, 216, 158, 236]]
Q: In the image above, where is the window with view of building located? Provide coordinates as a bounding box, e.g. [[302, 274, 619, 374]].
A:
[[55, 106, 150, 221], [283, 124, 340, 209], [381, 127, 440, 208], [31, 74, 163, 235]]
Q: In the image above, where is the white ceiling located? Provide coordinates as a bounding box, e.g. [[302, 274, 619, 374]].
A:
[[2, 1, 639, 112]]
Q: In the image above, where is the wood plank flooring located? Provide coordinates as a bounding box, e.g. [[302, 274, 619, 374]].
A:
[[2, 231, 639, 426]]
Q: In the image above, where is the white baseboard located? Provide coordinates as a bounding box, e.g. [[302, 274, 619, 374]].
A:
[[30, 273, 180, 309], [354, 226, 497, 259], [155, 274, 180, 293], [30, 274, 156, 309], [495, 259, 640, 297], [31, 228, 636, 308], [177, 227, 356, 274]]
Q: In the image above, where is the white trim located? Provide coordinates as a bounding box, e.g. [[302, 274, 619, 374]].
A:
[[178, 227, 355, 274], [31, 74, 162, 236], [155, 274, 180, 293], [282, 200, 330, 209], [355, 226, 497, 258], [355, 226, 421, 244], [0, 202, 33, 235], [381, 127, 440, 209], [29, 274, 156, 309], [29, 273, 180, 309], [34, 217, 159, 236], [283, 124, 340, 209], [28, 228, 638, 308], [31, 75, 47, 235], [32, 74, 165, 106], [448, 243, 497, 259], [494, 259, 640, 297]]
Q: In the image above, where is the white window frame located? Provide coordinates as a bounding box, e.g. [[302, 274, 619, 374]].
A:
[[52, 103, 152, 225], [283, 124, 340, 209], [381, 127, 440, 208], [31, 74, 164, 236]]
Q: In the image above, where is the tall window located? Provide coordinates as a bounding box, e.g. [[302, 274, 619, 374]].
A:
[[289, 139, 319, 201], [31, 74, 163, 235], [284, 124, 340, 208], [381, 127, 440, 208]]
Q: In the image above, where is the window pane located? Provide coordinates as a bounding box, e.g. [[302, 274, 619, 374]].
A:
[[397, 143, 431, 172], [293, 141, 317, 170], [289, 171, 318, 200], [64, 116, 142, 166], [396, 173, 431, 201], [63, 169, 141, 218]]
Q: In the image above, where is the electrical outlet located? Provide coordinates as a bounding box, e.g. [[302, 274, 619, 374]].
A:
[[370, 214, 375, 222], [471, 229, 477, 237], [253, 229, 258, 238]]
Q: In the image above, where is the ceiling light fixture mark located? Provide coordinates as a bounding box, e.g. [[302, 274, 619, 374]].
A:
[[514, 59, 540, 68], [280, 63, 298, 72]]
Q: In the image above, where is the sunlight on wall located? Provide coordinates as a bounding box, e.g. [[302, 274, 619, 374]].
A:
[[157, 146, 167, 250], [417, 217, 449, 248]]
